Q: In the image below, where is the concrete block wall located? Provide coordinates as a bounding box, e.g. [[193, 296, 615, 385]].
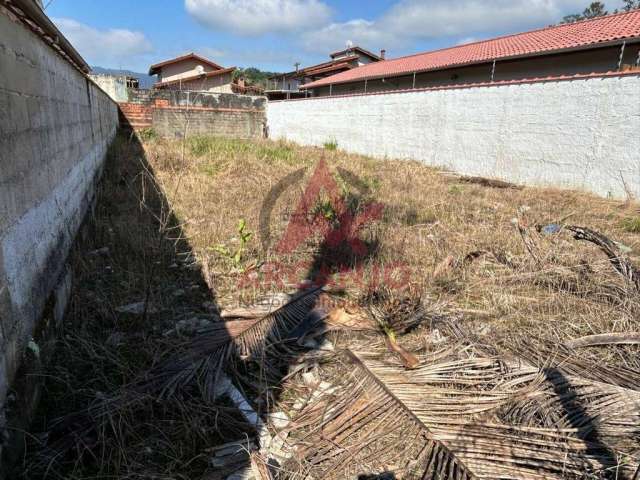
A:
[[119, 89, 267, 139], [0, 4, 118, 459], [153, 107, 265, 139], [268, 74, 640, 199]]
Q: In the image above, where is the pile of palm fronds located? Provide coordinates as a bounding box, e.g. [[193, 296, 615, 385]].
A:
[[24, 223, 640, 479], [279, 337, 639, 479]]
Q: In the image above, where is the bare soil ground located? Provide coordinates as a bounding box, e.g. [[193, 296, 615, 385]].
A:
[[18, 132, 640, 479]]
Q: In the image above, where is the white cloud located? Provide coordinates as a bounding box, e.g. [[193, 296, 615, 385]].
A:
[[302, 19, 400, 54], [185, 0, 331, 35], [197, 46, 301, 69], [300, 0, 627, 57], [199, 47, 227, 59], [456, 37, 478, 46], [53, 18, 153, 69], [382, 0, 584, 39]]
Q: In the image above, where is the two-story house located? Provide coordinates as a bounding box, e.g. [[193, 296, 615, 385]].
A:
[[266, 46, 384, 100], [148, 52, 236, 92]]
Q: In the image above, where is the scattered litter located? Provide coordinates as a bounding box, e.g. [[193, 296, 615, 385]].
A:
[[221, 296, 287, 319], [316, 339, 335, 351], [301, 338, 318, 349], [27, 339, 40, 359], [541, 223, 562, 235], [164, 317, 213, 336], [206, 439, 255, 456], [425, 328, 447, 345], [88, 247, 109, 256], [115, 301, 157, 315], [301, 371, 320, 387], [105, 332, 125, 347], [268, 411, 289, 430]]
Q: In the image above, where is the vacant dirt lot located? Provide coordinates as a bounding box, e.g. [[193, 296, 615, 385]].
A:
[[148, 134, 640, 363], [19, 132, 640, 479]]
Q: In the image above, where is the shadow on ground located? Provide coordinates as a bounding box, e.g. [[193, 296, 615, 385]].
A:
[[15, 127, 389, 479]]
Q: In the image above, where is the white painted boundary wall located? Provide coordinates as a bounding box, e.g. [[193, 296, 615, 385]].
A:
[[267, 75, 640, 199]]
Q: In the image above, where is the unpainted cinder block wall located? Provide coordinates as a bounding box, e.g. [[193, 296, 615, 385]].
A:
[[268, 74, 640, 199], [120, 89, 267, 139], [0, 4, 118, 462]]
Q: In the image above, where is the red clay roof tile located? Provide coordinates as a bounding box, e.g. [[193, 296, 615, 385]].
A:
[[301, 10, 640, 89]]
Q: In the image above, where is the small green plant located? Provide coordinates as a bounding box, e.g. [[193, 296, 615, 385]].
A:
[[198, 161, 226, 177], [188, 136, 251, 157], [313, 198, 338, 222], [448, 185, 463, 195], [188, 136, 213, 156], [211, 218, 253, 266], [622, 217, 640, 233], [138, 128, 157, 142], [256, 141, 295, 165], [323, 139, 338, 151]]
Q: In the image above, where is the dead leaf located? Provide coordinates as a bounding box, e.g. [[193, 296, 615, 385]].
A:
[[326, 306, 372, 330]]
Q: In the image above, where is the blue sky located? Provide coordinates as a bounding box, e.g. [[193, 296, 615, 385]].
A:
[[47, 0, 627, 74]]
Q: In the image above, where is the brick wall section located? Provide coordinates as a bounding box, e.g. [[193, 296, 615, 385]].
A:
[[119, 102, 153, 130], [119, 89, 267, 138], [0, 5, 118, 470]]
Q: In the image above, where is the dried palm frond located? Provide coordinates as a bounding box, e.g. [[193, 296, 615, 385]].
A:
[[500, 366, 640, 444], [361, 288, 426, 336], [344, 348, 639, 479], [510, 338, 640, 390], [147, 285, 325, 401], [566, 332, 640, 348], [360, 289, 426, 368], [29, 287, 324, 472], [565, 225, 640, 291], [280, 355, 475, 480]]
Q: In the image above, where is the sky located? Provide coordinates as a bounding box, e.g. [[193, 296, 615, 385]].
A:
[[46, 0, 628, 74]]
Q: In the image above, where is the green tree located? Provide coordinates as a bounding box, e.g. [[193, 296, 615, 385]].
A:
[[561, 1, 608, 23], [233, 67, 281, 89], [622, 0, 640, 11]]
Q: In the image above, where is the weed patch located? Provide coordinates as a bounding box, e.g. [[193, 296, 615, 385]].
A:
[[323, 139, 338, 150], [622, 216, 640, 233]]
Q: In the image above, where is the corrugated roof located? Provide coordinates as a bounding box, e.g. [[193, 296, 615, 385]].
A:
[[301, 10, 640, 89]]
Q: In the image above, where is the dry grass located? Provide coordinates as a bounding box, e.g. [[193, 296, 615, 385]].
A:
[[143, 134, 640, 367], [18, 131, 640, 479], [18, 134, 257, 479]]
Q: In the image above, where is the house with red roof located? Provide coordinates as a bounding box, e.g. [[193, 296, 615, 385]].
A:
[[148, 52, 236, 93], [300, 11, 640, 97], [266, 46, 384, 100]]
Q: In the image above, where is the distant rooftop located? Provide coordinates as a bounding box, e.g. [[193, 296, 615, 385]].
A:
[[302, 10, 640, 89], [148, 52, 223, 76]]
